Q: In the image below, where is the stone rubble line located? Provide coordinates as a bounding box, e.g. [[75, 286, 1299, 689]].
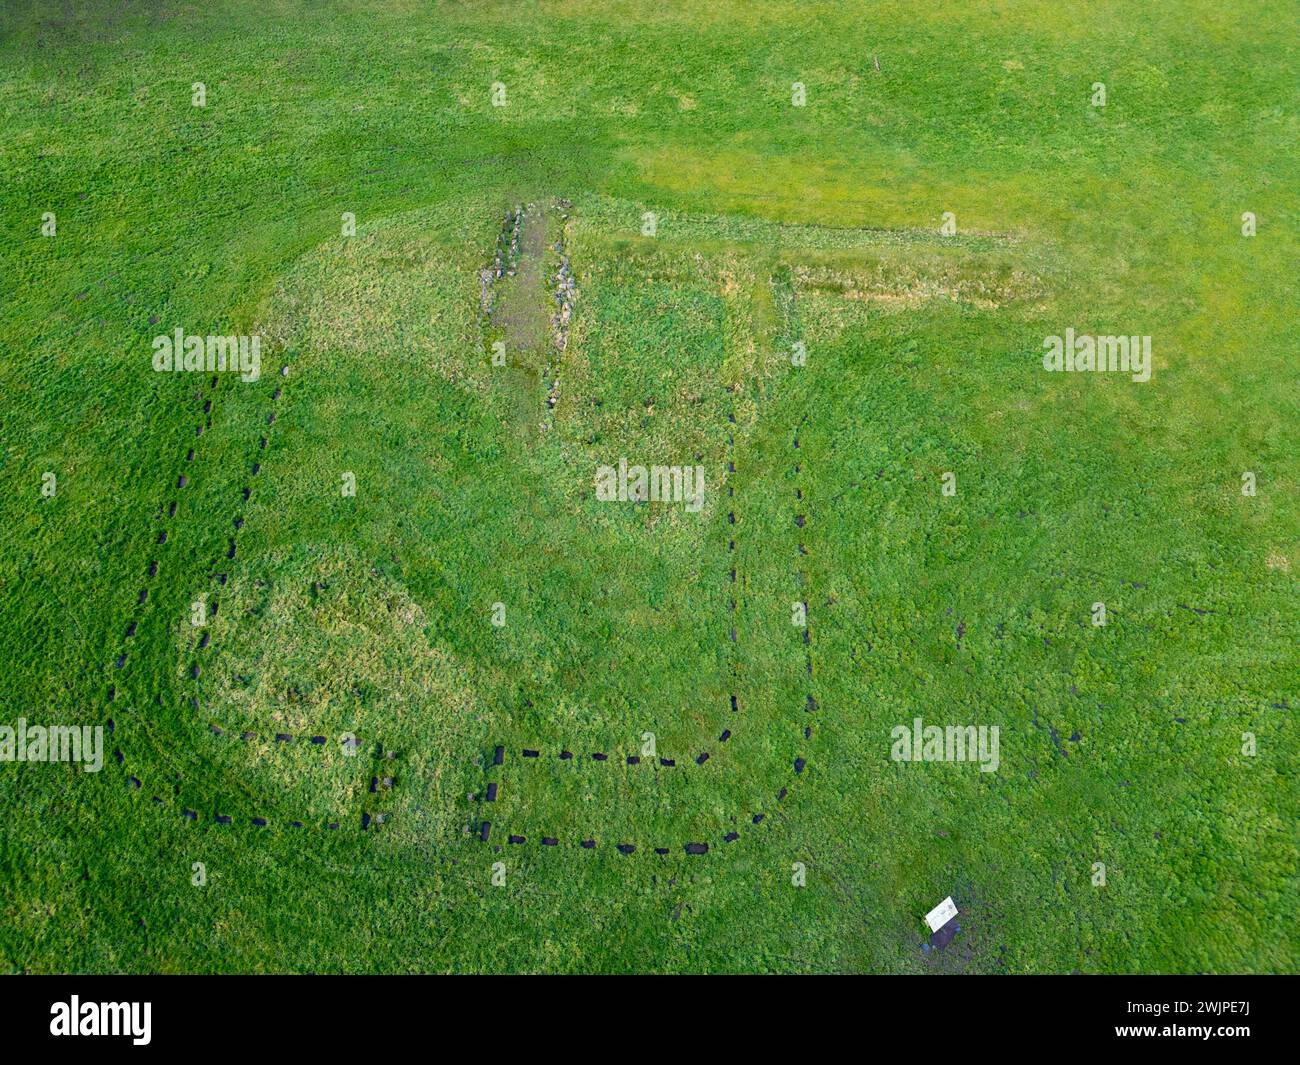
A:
[[103, 360, 390, 833], [543, 197, 575, 424], [475, 372, 818, 855], [479, 204, 524, 321]]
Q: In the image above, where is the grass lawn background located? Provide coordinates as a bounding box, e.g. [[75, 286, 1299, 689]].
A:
[[0, 0, 1295, 973]]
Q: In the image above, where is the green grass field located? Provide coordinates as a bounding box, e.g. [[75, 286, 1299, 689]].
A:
[[0, 0, 1295, 973]]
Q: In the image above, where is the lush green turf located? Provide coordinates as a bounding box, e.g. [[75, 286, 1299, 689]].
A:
[[0, 0, 1295, 973]]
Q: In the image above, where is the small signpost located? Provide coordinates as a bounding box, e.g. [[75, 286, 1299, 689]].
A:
[[923, 896, 960, 951]]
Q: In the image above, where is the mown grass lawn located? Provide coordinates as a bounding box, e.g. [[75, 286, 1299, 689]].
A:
[[0, 0, 1295, 973]]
